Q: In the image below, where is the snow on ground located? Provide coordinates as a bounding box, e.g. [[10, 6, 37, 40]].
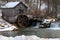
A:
[[0, 10, 17, 31], [0, 35, 60, 40]]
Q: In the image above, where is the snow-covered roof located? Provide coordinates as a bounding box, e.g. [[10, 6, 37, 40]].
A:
[[1, 2, 20, 8]]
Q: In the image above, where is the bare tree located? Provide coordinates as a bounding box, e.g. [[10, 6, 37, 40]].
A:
[[1, 0, 9, 2]]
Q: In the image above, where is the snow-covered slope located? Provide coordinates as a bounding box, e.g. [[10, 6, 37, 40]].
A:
[[0, 10, 17, 31]]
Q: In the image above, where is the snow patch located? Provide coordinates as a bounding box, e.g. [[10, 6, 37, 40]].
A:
[[0, 35, 60, 40], [0, 22, 17, 31]]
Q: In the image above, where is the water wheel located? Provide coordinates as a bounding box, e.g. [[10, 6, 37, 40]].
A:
[[17, 15, 29, 28]]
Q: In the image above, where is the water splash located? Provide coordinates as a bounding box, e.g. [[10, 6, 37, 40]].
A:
[[47, 22, 60, 30]]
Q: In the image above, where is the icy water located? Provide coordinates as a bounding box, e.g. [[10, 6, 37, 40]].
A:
[[0, 21, 60, 38], [0, 28, 60, 38], [32, 21, 60, 30]]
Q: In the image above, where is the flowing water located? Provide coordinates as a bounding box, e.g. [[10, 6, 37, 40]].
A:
[[47, 22, 60, 30], [31, 21, 60, 30]]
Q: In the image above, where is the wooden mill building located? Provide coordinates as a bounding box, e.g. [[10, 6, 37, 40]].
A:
[[1, 1, 28, 22]]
